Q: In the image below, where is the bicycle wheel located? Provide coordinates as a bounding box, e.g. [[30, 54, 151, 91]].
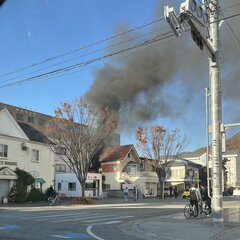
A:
[[56, 198, 61, 205], [48, 197, 54, 206], [204, 206, 211, 215], [184, 204, 192, 219]]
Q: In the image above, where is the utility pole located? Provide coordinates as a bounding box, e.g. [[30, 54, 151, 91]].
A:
[[209, 0, 223, 225], [164, 0, 223, 225]]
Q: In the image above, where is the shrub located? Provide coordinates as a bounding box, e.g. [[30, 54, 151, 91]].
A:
[[9, 168, 35, 203], [26, 187, 47, 202], [72, 197, 94, 205]]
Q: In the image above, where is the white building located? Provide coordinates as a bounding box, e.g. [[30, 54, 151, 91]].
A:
[[55, 173, 102, 198], [0, 108, 55, 199], [100, 145, 159, 197], [181, 150, 240, 188]]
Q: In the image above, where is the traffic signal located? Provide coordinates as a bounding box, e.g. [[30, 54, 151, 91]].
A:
[[191, 29, 204, 50], [181, 0, 209, 27]]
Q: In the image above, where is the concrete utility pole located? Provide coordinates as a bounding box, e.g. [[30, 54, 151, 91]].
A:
[[164, 0, 223, 225], [209, 0, 223, 225]]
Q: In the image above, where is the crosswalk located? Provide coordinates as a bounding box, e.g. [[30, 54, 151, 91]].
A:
[[19, 211, 134, 225]]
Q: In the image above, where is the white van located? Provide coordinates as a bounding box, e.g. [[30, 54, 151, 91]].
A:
[[233, 187, 240, 196]]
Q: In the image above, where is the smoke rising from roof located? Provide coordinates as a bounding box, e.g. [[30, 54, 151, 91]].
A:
[[85, 0, 240, 135]]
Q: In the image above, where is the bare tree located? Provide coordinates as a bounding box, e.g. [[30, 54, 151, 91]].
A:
[[44, 97, 118, 198], [136, 126, 188, 199]]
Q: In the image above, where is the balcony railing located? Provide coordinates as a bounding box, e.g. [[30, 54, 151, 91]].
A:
[[123, 171, 157, 178]]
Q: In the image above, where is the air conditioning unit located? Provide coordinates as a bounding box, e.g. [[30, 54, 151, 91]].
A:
[[21, 143, 28, 151]]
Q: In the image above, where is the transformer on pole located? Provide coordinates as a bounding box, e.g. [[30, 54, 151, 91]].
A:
[[164, 0, 223, 225]]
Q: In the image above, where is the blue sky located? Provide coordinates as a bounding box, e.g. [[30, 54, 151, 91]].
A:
[[0, 0, 240, 152]]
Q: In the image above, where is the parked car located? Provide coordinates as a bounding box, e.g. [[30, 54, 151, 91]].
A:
[[182, 189, 190, 198]]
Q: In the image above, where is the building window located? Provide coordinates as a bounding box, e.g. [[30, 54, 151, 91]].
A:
[[103, 184, 110, 190], [55, 146, 66, 155], [85, 183, 93, 189], [38, 118, 45, 126], [32, 149, 39, 161], [58, 182, 62, 191], [140, 163, 144, 171], [55, 164, 66, 172], [68, 182, 76, 191], [28, 116, 35, 123], [127, 153, 130, 158], [0, 144, 8, 158], [16, 113, 24, 122]]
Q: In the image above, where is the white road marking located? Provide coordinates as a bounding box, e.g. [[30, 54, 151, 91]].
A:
[[49, 214, 114, 223], [98, 221, 122, 225], [51, 235, 71, 239], [86, 220, 124, 240], [20, 212, 89, 220], [35, 213, 95, 221], [82, 215, 133, 223], [86, 226, 105, 240]]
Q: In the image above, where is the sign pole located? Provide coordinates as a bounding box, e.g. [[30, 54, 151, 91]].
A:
[[209, 0, 223, 225]]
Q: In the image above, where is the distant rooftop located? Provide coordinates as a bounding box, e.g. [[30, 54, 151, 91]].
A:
[[17, 122, 53, 145], [100, 144, 133, 163]]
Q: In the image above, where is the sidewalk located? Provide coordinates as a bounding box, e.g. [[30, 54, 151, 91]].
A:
[[120, 207, 240, 240]]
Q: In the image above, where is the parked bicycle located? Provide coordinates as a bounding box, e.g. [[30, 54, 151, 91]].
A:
[[48, 194, 61, 206]]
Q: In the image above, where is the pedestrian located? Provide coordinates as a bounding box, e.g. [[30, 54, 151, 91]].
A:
[[201, 185, 211, 214], [189, 183, 202, 218], [123, 186, 129, 201], [169, 186, 173, 198], [46, 185, 55, 198], [173, 186, 178, 198], [133, 185, 138, 201]]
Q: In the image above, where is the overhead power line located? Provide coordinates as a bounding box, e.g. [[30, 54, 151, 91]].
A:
[[210, 12, 240, 24], [222, 2, 240, 11], [0, 17, 164, 79], [0, 31, 176, 89], [0, 26, 170, 85]]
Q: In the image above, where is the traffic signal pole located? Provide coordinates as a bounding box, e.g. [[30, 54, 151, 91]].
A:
[[209, 0, 223, 225], [164, 0, 223, 225]]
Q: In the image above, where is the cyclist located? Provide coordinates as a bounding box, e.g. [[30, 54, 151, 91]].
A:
[[189, 183, 202, 218]]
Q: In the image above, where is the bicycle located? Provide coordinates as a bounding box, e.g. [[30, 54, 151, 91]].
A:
[[198, 200, 211, 216], [184, 200, 211, 219], [184, 203, 198, 219], [48, 194, 61, 206]]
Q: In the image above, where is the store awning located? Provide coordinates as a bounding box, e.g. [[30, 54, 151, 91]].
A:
[[35, 178, 46, 184]]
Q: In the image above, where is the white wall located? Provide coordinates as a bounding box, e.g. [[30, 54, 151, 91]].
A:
[[0, 135, 55, 192], [236, 155, 240, 186], [55, 173, 102, 198], [104, 172, 122, 190]]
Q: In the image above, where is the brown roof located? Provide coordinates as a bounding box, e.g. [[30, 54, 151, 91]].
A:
[[100, 144, 133, 163]]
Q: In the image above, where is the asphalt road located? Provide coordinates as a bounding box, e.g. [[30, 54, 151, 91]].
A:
[[0, 197, 238, 240]]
